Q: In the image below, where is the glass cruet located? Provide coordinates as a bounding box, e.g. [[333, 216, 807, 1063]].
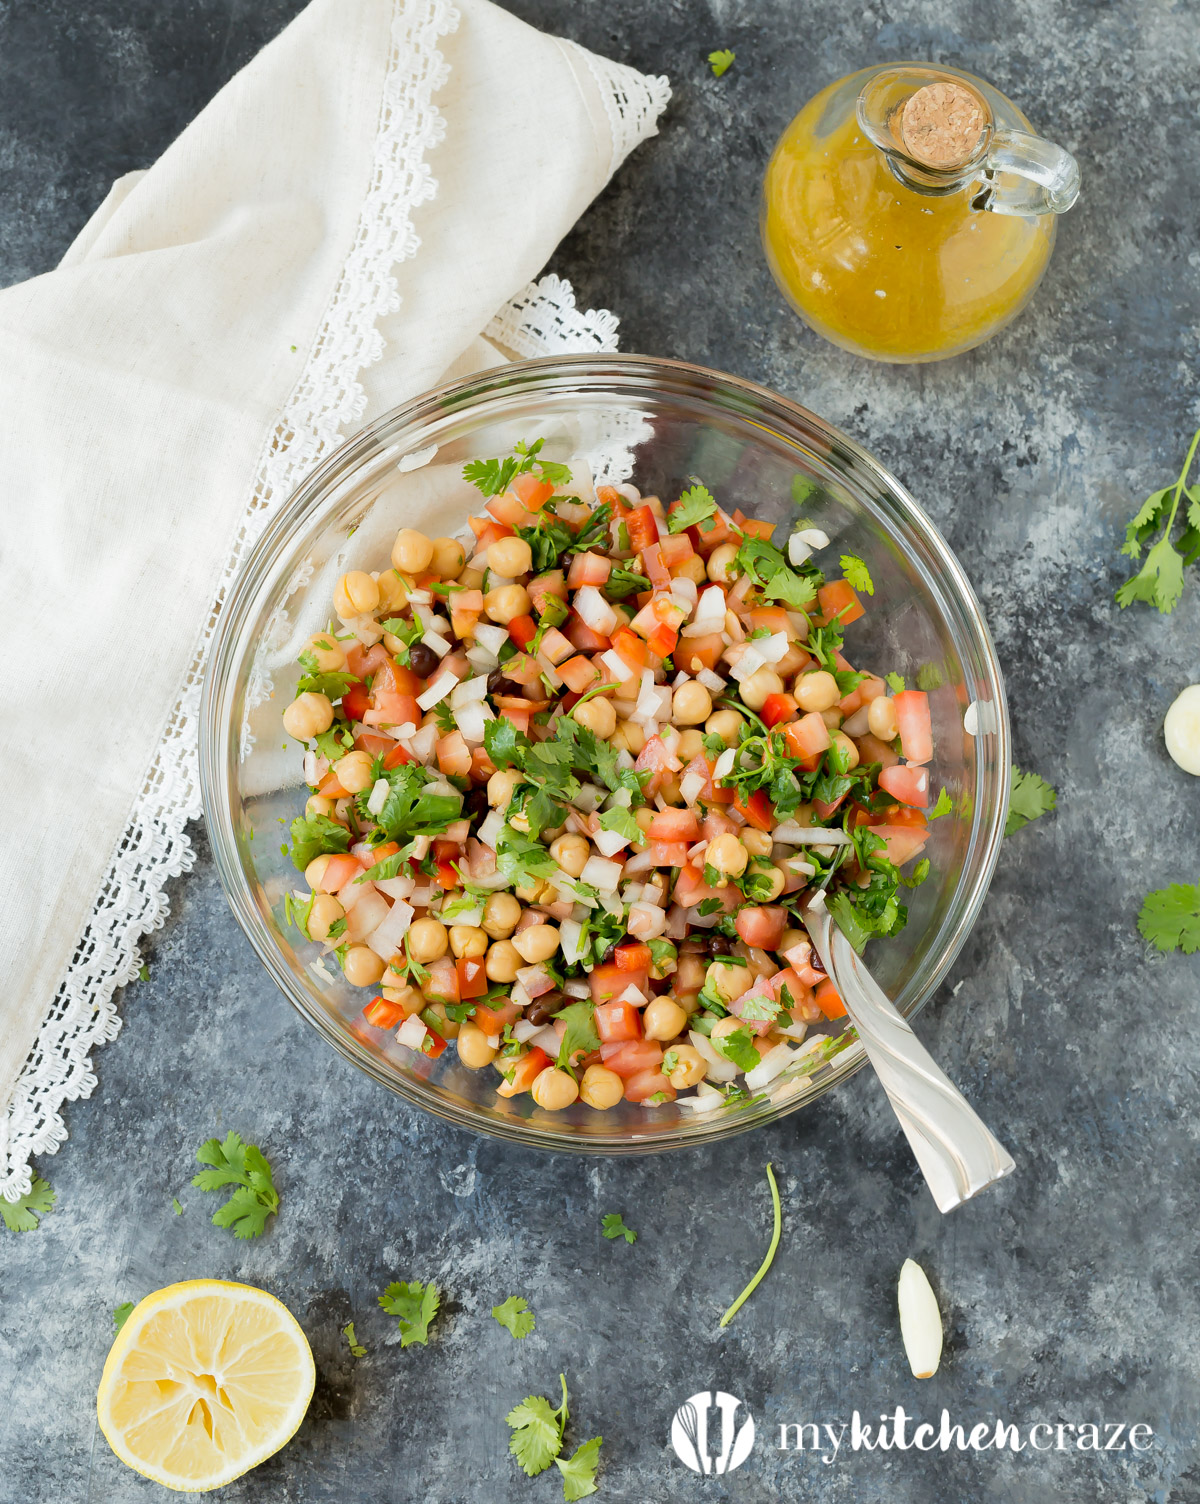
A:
[[760, 63, 1081, 363]]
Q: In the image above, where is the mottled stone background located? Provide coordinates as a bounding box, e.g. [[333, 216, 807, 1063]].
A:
[[2, 1, 1198, 1500]]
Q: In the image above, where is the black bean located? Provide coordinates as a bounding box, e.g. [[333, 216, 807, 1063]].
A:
[[808, 949, 826, 976], [707, 934, 733, 956], [600, 942, 619, 965], [487, 669, 522, 697], [408, 642, 439, 678], [464, 786, 489, 821], [525, 992, 565, 1027]]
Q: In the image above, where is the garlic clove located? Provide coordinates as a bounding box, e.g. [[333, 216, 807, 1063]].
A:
[[898, 1258, 944, 1379], [1164, 685, 1200, 776]]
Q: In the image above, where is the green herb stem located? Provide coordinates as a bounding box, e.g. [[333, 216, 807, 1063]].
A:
[[719, 1162, 781, 1327]]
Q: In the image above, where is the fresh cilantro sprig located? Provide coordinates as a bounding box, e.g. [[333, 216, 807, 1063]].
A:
[[508, 1374, 570, 1476], [369, 763, 462, 844], [708, 48, 735, 77], [295, 668, 358, 700], [287, 812, 350, 871], [670, 481, 719, 534], [605, 566, 651, 599], [1138, 884, 1200, 954], [191, 1131, 280, 1240], [601, 1212, 637, 1244], [0, 1174, 55, 1233], [1005, 767, 1057, 836], [1116, 428, 1200, 613], [343, 1321, 367, 1357], [840, 554, 874, 595], [720, 1163, 781, 1327], [379, 1279, 440, 1347], [734, 533, 819, 608], [463, 437, 572, 497], [492, 1296, 536, 1339], [113, 1301, 135, 1333], [554, 1001, 601, 1071], [885, 671, 906, 693], [557, 1437, 603, 1501]]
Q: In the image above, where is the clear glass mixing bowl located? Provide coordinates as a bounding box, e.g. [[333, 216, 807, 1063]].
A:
[[200, 355, 1009, 1153]]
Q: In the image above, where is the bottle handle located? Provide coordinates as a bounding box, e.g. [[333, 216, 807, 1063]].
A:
[[977, 129, 1080, 217]]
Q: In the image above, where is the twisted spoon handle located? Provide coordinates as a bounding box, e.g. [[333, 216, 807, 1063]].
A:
[[806, 906, 1015, 1212]]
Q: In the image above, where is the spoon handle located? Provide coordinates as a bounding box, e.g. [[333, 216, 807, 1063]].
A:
[[808, 908, 1015, 1212]]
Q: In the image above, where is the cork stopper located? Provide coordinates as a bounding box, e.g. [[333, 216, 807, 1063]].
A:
[[897, 81, 987, 169]]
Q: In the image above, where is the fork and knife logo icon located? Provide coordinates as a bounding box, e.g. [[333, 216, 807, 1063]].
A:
[[670, 1390, 756, 1475]]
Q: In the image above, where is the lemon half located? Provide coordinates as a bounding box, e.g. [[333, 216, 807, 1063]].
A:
[[97, 1279, 315, 1492]]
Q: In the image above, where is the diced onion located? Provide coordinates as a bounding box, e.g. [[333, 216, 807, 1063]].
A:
[[745, 1041, 796, 1089], [374, 875, 415, 900], [841, 703, 871, 736], [574, 585, 619, 636], [396, 1015, 427, 1049], [689, 1029, 739, 1081], [730, 646, 764, 683], [366, 778, 390, 816], [696, 667, 725, 694], [513, 1019, 541, 1043], [712, 748, 736, 781], [451, 675, 489, 709], [594, 827, 631, 858], [453, 701, 491, 745], [574, 783, 604, 814], [422, 631, 451, 658], [417, 670, 458, 711], [771, 823, 854, 845], [671, 577, 698, 608], [474, 623, 510, 655], [680, 771, 705, 806], [477, 809, 504, 850], [755, 631, 790, 665], [466, 645, 499, 673], [601, 649, 632, 683], [409, 723, 439, 763], [628, 901, 667, 939], [559, 919, 587, 965], [616, 984, 648, 1007], [365, 898, 415, 959], [581, 855, 622, 892]]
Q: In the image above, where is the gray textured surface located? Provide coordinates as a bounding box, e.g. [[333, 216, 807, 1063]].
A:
[[2, 1, 1199, 1500]]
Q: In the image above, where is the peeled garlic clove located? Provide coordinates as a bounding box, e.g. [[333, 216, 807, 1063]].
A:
[[898, 1258, 943, 1378], [1164, 685, 1200, 776]]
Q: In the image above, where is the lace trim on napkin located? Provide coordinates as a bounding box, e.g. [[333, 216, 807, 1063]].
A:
[[557, 40, 671, 182], [0, 17, 655, 1200]]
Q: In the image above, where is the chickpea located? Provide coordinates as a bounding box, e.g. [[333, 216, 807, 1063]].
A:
[[343, 945, 385, 988], [485, 938, 522, 982], [305, 854, 333, 891], [634, 807, 656, 836], [796, 669, 841, 713], [430, 536, 465, 580], [333, 570, 380, 618], [706, 543, 739, 582], [487, 768, 523, 809], [515, 877, 555, 905], [820, 708, 844, 729], [579, 1063, 625, 1109], [711, 1014, 747, 1045], [306, 793, 335, 817], [868, 695, 900, 741], [612, 719, 646, 755], [574, 695, 617, 739], [512, 924, 560, 965], [706, 831, 748, 880], [449, 924, 488, 959], [740, 827, 773, 858], [705, 708, 744, 745], [305, 632, 346, 672], [423, 999, 460, 1041], [487, 535, 533, 578], [408, 917, 449, 964], [332, 749, 374, 794], [666, 1043, 707, 1089], [830, 729, 860, 770], [376, 569, 408, 614], [391, 528, 434, 575], [740, 666, 784, 711], [677, 728, 705, 761], [644, 996, 688, 1041], [659, 773, 685, 806], [742, 944, 776, 978], [307, 893, 345, 940], [484, 584, 532, 624], [531, 1066, 580, 1111], [707, 960, 754, 1003], [550, 833, 590, 878], [458, 565, 486, 591], [673, 681, 713, 726], [746, 858, 786, 902], [283, 691, 334, 741], [457, 1020, 497, 1070], [380, 982, 424, 1017], [674, 553, 708, 586], [780, 927, 807, 954]]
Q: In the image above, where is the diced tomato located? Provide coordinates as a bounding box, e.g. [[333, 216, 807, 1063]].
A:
[[615, 940, 652, 972], [472, 1000, 522, 1037], [733, 788, 773, 830], [625, 505, 659, 551], [659, 533, 695, 567], [595, 484, 627, 514], [316, 768, 349, 799], [673, 863, 737, 912], [878, 804, 928, 830], [761, 692, 798, 728], [314, 852, 363, 891], [374, 658, 422, 696], [361, 840, 400, 870], [869, 824, 929, 867], [528, 570, 567, 615], [641, 542, 671, 590], [508, 614, 537, 649], [813, 791, 849, 821], [647, 622, 678, 657], [420, 1029, 448, 1061], [732, 509, 775, 542], [511, 472, 555, 512], [456, 956, 488, 999], [772, 970, 820, 1022], [594, 999, 642, 1043], [878, 763, 930, 807], [647, 808, 702, 843], [436, 731, 473, 778], [365, 691, 421, 728], [646, 840, 688, 867], [600, 1039, 664, 1078], [624, 1068, 676, 1103], [567, 551, 612, 588], [783, 712, 832, 763], [496, 1046, 552, 1097], [558, 655, 601, 693], [363, 995, 405, 1029], [564, 613, 611, 654], [611, 627, 649, 676], [341, 681, 371, 722], [817, 578, 865, 626], [485, 490, 533, 528], [634, 734, 683, 797], [701, 811, 737, 839], [734, 905, 787, 950], [893, 690, 933, 765], [746, 606, 795, 640], [675, 632, 725, 674], [680, 753, 734, 806], [854, 732, 900, 769], [814, 978, 847, 1020], [423, 957, 459, 1003], [469, 746, 496, 783]]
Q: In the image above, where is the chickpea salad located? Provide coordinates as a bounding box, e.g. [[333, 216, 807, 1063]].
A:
[[280, 439, 938, 1117]]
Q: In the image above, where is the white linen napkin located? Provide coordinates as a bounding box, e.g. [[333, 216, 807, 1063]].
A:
[[0, 0, 668, 1200]]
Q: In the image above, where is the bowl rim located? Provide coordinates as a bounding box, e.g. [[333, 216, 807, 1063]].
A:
[[200, 351, 1010, 1154]]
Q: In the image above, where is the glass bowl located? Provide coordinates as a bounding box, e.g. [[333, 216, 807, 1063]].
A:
[[200, 355, 1009, 1154]]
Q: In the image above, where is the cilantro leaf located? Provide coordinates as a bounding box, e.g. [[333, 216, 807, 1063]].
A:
[[485, 717, 532, 770], [556, 1436, 603, 1500], [734, 533, 818, 607], [1116, 429, 1200, 613], [379, 1279, 440, 1347], [191, 1131, 279, 1240], [496, 824, 558, 888], [554, 1001, 601, 1071], [295, 669, 358, 700], [601, 1212, 637, 1244], [916, 662, 944, 691], [342, 1320, 367, 1357], [647, 937, 678, 974], [1005, 766, 1057, 836], [670, 481, 719, 533], [711, 1025, 761, 1071], [839, 554, 874, 595], [463, 438, 571, 497], [885, 671, 906, 693], [372, 763, 462, 843], [898, 857, 930, 888], [492, 1295, 536, 1339], [1138, 883, 1200, 954], [596, 805, 641, 845], [604, 566, 651, 600], [287, 812, 350, 871], [313, 724, 354, 763], [929, 787, 953, 819], [507, 1374, 569, 1476], [708, 48, 735, 77], [113, 1301, 135, 1333], [172, 1197, 184, 1215]]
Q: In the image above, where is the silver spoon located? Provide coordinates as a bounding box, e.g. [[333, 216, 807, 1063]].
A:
[[802, 894, 1015, 1212]]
